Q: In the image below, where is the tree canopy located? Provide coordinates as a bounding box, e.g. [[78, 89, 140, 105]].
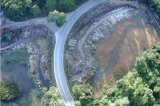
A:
[[48, 10, 66, 27], [42, 86, 65, 106], [0, 79, 20, 101], [1, 0, 88, 21]]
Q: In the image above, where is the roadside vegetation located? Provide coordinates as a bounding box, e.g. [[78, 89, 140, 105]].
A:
[[145, 0, 160, 17], [47, 10, 66, 27], [0, 79, 20, 101], [1, 0, 88, 21], [42, 86, 65, 106], [71, 42, 160, 106]]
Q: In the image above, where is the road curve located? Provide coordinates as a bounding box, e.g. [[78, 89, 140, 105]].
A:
[[54, 0, 109, 106]]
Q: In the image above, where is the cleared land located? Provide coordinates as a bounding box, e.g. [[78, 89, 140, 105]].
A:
[[64, 2, 159, 90]]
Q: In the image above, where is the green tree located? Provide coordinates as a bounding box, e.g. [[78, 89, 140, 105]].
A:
[[75, 0, 87, 5], [108, 97, 130, 106], [46, 0, 57, 12], [32, 0, 46, 9], [93, 95, 109, 106], [47, 10, 65, 27], [72, 83, 94, 106], [2, 0, 32, 20], [31, 4, 41, 17], [48, 11, 56, 22], [56, 12, 66, 27], [0, 79, 20, 101], [62, 0, 76, 12], [56, 0, 76, 12], [134, 42, 160, 86], [42, 86, 64, 106]]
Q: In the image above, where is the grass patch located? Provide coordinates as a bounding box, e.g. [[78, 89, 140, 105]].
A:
[[2, 48, 29, 65]]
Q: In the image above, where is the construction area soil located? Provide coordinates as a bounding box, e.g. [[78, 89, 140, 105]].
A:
[[1, 25, 55, 106], [64, 2, 160, 90], [95, 19, 158, 89]]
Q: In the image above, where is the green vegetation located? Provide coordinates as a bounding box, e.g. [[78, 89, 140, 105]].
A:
[[0, 79, 20, 101], [29, 89, 42, 106], [1, 0, 32, 20], [31, 4, 41, 17], [57, 0, 76, 12], [37, 37, 51, 55], [72, 42, 160, 106], [147, 0, 160, 17], [1, 0, 88, 21], [72, 83, 94, 106], [42, 86, 64, 106], [56, 12, 66, 27], [1, 31, 14, 42], [1, 29, 21, 42], [2, 48, 29, 65], [45, 0, 57, 12], [48, 10, 66, 27]]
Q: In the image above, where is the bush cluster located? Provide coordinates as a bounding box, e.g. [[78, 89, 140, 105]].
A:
[[48, 10, 66, 27], [0, 79, 20, 101]]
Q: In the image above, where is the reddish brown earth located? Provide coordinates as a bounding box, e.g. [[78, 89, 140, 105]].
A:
[[95, 20, 158, 89]]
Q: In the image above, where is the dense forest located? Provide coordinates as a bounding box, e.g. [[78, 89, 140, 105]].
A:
[[2, 0, 160, 21], [72, 42, 160, 106], [1, 0, 87, 21]]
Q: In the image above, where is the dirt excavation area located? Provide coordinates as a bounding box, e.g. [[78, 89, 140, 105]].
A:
[[64, 2, 159, 90], [96, 19, 158, 89]]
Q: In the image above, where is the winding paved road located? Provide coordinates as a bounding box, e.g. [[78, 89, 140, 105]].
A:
[[54, 0, 109, 106]]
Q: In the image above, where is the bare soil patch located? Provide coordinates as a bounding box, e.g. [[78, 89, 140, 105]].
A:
[[96, 19, 158, 89]]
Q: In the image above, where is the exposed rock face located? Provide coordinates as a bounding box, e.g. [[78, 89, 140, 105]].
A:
[[65, 3, 159, 88]]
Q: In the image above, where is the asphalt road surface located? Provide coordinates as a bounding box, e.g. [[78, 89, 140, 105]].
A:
[[54, 0, 109, 106]]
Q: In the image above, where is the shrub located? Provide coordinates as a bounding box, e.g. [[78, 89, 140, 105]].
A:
[[0, 79, 20, 101], [42, 86, 64, 106], [47, 10, 66, 27], [56, 12, 66, 27]]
